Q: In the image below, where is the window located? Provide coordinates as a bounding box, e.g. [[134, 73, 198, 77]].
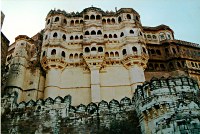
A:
[[42, 51, 46, 57], [80, 35, 83, 39], [132, 47, 137, 53], [55, 17, 59, 22], [114, 34, 117, 38], [79, 53, 83, 58], [152, 35, 157, 39], [147, 35, 151, 39], [115, 51, 119, 57], [169, 62, 174, 69], [47, 19, 50, 25], [85, 47, 90, 53], [45, 35, 48, 40], [110, 52, 114, 57], [84, 15, 89, 20], [120, 32, 124, 37], [122, 49, 127, 55], [118, 17, 122, 23], [130, 30, 134, 34], [91, 30, 96, 35], [70, 36, 73, 40], [151, 49, 155, 54], [167, 34, 171, 39], [165, 48, 169, 54], [80, 20, 83, 24], [90, 15, 95, 20], [75, 20, 79, 24], [97, 30, 102, 35], [142, 47, 146, 54], [98, 47, 103, 52], [63, 19, 67, 24], [69, 54, 73, 59], [136, 16, 139, 21], [107, 19, 111, 24], [61, 51, 65, 57], [75, 35, 79, 40], [149, 63, 154, 70], [91, 47, 96, 51], [172, 48, 176, 54], [109, 34, 112, 38], [111, 18, 115, 24], [156, 50, 161, 55], [62, 34, 66, 40], [160, 64, 165, 70], [96, 15, 101, 20], [104, 34, 108, 38], [191, 62, 195, 67], [127, 14, 131, 19], [85, 31, 89, 35], [105, 52, 109, 57], [177, 62, 181, 68], [74, 53, 78, 59], [71, 20, 74, 26], [102, 19, 106, 24], [160, 34, 165, 40], [53, 32, 58, 38], [51, 49, 56, 55], [155, 64, 159, 70]]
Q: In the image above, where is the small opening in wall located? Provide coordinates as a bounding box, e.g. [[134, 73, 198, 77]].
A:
[[98, 47, 103, 52], [63, 19, 67, 24], [62, 34, 66, 41], [127, 14, 131, 19], [84, 15, 89, 20], [51, 49, 56, 55], [120, 32, 124, 37], [130, 30, 134, 34], [122, 49, 127, 55], [85, 31, 89, 35], [55, 17, 59, 22], [91, 47, 96, 51], [91, 30, 96, 35], [102, 19, 106, 24], [114, 34, 117, 38], [85, 47, 90, 53], [96, 15, 101, 20], [97, 30, 102, 35], [53, 32, 58, 38], [61, 51, 65, 57], [118, 16, 122, 23], [90, 15, 95, 20]]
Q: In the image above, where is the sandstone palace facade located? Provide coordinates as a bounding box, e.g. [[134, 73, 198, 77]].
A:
[[2, 7, 200, 133]]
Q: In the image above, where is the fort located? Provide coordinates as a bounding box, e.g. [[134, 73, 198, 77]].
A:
[[2, 7, 200, 133]]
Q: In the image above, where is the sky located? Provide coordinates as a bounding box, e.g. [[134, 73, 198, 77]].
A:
[[1, 0, 200, 44]]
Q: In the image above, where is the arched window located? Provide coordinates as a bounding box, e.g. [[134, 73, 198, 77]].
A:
[[96, 15, 101, 20], [55, 17, 59, 22], [74, 53, 78, 59], [122, 49, 127, 55], [142, 47, 146, 54], [47, 19, 50, 25], [139, 32, 142, 36], [69, 54, 73, 59], [91, 30, 96, 35], [111, 18, 115, 24], [61, 51, 65, 57], [120, 32, 124, 37], [110, 52, 114, 57], [102, 19, 106, 24], [91, 47, 96, 51], [84, 15, 89, 20], [165, 48, 169, 54], [149, 63, 154, 70], [160, 64, 165, 70], [53, 32, 58, 38], [63, 19, 67, 24], [156, 50, 161, 55], [132, 46, 137, 53], [172, 48, 176, 54], [104, 34, 108, 38], [62, 34, 66, 41], [114, 34, 117, 38], [169, 62, 174, 69], [152, 35, 157, 39], [80, 35, 83, 39], [70, 36, 73, 40], [75, 35, 79, 40], [151, 49, 155, 54], [71, 20, 74, 26], [147, 35, 151, 38], [85, 47, 90, 53], [90, 15, 95, 20], [105, 52, 109, 57], [97, 30, 102, 35], [51, 49, 56, 55], [98, 47, 103, 52], [115, 51, 119, 57], [107, 19, 111, 24], [118, 17, 122, 23], [79, 53, 83, 58], [42, 51, 46, 57], [45, 35, 48, 40], [155, 64, 159, 70], [109, 34, 112, 38], [130, 30, 134, 34], [136, 16, 139, 21], [191, 62, 195, 67], [80, 20, 83, 24], [127, 14, 131, 19], [75, 20, 79, 24], [85, 31, 89, 35], [181, 61, 185, 67], [177, 62, 181, 68]]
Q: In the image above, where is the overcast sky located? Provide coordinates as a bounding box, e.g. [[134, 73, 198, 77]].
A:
[[1, 0, 200, 44]]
